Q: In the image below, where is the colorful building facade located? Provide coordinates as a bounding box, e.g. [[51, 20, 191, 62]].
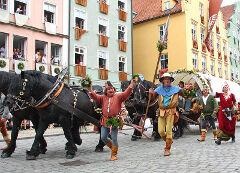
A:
[[133, 0, 230, 81], [0, 0, 68, 75], [69, 0, 133, 89], [221, 3, 240, 83]]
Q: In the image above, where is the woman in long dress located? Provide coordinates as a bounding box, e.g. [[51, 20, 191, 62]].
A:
[[215, 83, 237, 145]]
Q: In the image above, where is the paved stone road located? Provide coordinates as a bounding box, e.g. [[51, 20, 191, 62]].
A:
[[1, 127, 240, 173]]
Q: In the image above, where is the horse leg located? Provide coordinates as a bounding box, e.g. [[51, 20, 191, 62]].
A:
[[1, 116, 21, 158], [95, 126, 105, 152], [31, 116, 47, 154], [70, 119, 82, 146], [131, 116, 142, 141], [59, 117, 77, 159], [26, 121, 48, 160]]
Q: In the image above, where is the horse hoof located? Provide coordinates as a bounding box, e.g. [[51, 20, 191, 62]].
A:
[[1, 152, 11, 158], [95, 147, 104, 152], [40, 148, 47, 154], [66, 154, 75, 159], [26, 154, 37, 160], [153, 137, 160, 141], [215, 140, 221, 145]]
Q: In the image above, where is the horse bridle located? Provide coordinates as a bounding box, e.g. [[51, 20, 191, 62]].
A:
[[7, 70, 66, 111]]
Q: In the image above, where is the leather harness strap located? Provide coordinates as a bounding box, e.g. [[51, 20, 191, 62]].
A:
[[35, 83, 64, 109]]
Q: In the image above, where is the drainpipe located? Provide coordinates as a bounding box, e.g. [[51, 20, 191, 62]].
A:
[[67, 0, 71, 84], [131, 0, 133, 78]]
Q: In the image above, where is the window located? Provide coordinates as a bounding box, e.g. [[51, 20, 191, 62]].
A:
[[218, 63, 222, 77], [51, 44, 61, 65], [199, 2, 204, 16], [217, 37, 220, 51], [224, 66, 228, 79], [234, 37, 236, 45], [159, 24, 166, 41], [210, 60, 215, 75], [0, 0, 7, 10], [75, 9, 87, 29], [192, 53, 198, 69], [118, 0, 126, 10], [44, 3, 56, 23], [209, 32, 214, 48], [202, 55, 207, 72], [223, 42, 226, 55], [192, 24, 197, 40], [75, 46, 85, 65], [119, 56, 126, 71], [164, 1, 170, 10], [160, 54, 168, 69], [118, 25, 127, 41], [231, 70, 234, 80], [98, 18, 109, 36], [14, 0, 27, 15], [98, 51, 108, 69], [200, 28, 205, 43]]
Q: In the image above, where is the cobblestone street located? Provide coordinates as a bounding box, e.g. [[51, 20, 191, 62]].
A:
[[0, 126, 240, 173]]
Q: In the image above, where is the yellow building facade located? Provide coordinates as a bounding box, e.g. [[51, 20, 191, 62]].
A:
[[133, 0, 229, 81]]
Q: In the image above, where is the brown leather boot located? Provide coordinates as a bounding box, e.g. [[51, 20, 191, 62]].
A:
[[1, 135, 10, 150], [197, 131, 206, 142], [110, 146, 118, 161], [164, 138, 172, 156], [213, 130, 217, 140], [106, 141, 112, 150]]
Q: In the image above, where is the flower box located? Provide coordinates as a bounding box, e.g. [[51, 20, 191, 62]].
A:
[[99, 1, 108, 14], [14, 59, 26, 74], [75, 0, 87, 6], [192, 39, 198, 49], [202, 43, 206, 53], [119, 40, 127, 52], [119, 71, 127, 81], [75, 28, 86, 40], [224, 55, 228, 62], [99, 68, 108, 80], [218, 52, 222, 59], [119, 9, 127, 21], [51, 65, 62, 76], [75, 64, 86, 77], [36, 63, 48, 74], [99, 35, 108, 47], [0, 57, 9, 72]]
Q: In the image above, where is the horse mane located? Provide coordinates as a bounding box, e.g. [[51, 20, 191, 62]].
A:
[[24, 70, 57, 83]]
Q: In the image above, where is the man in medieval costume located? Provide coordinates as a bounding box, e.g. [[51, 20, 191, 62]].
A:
[[0, 93, 11, 149], [89, 80, 135, 161], [215, 83, 237, 145], [197, 86, 218, 142], [149, 73, 180, 156]]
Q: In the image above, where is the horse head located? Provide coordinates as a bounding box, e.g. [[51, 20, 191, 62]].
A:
[[6, 71, 54, 111]]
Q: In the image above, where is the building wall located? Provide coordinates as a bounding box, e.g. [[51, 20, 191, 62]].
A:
[[227, 3, 240, 82], [133, 0, 230, 82], [69, 0, 133, 89], [0, 0, 67, 74], [133, 12, 187, 81]]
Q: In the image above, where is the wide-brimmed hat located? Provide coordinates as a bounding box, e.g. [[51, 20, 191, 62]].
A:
[[159, 73, 174, 82]]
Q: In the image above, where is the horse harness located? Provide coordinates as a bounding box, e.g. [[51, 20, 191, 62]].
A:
[[8, 73, 100, 126]]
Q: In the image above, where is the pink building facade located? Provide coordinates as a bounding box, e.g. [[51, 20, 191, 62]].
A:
[[0, 0, 68, 75]]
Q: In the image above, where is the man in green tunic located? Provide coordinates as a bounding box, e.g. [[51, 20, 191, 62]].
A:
[[198, 86, 218, 141]]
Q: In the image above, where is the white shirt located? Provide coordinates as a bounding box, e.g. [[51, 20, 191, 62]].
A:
[[202, 94, 209, 105]]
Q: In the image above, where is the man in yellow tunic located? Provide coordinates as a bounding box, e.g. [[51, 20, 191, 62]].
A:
[[149, 73, 180, 156]]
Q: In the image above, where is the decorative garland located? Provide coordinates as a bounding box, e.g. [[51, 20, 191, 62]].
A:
[[170, 69, 208, 88], [0, 60, 6, 68], [17, 62, 25, 70], [106, 117, 121, 128], [80, 75, 92, 88], [54, 67, 60, 74], [157, 40, 167, 52], [39, 65, 45, 72]]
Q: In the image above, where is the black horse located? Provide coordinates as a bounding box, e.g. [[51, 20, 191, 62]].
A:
[[121, 79, 160, 141], [0, 71, 83, 158], [0, 71, 48, 158], [6, 71, 100, 160]]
